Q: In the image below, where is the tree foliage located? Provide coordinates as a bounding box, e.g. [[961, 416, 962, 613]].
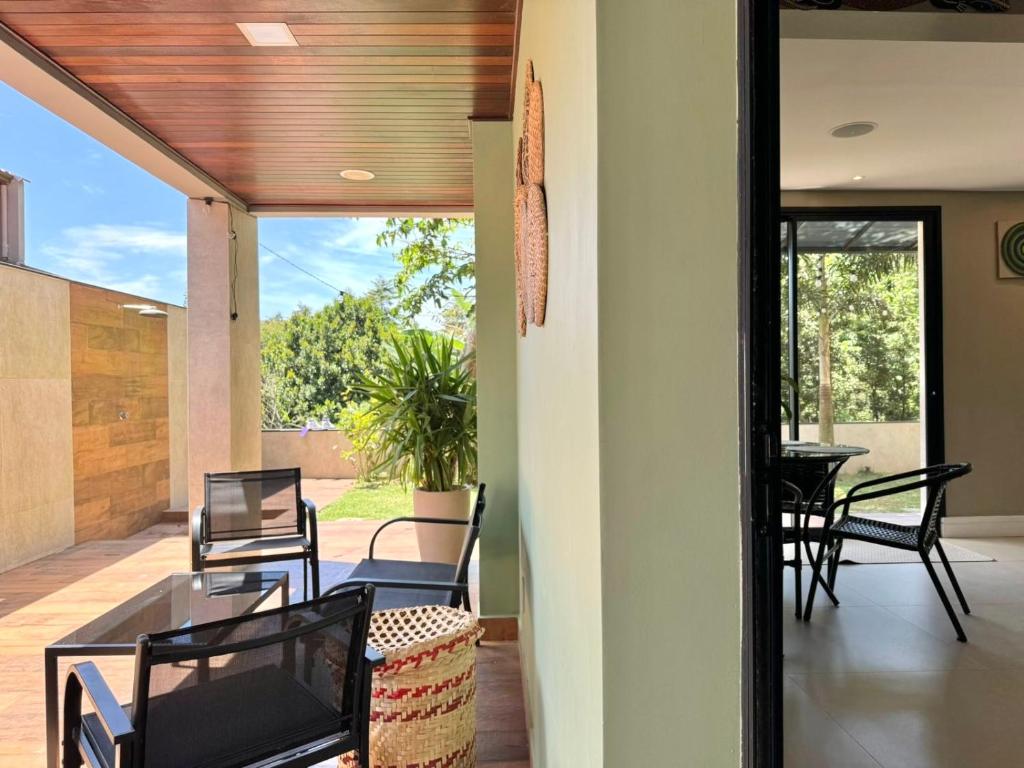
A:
[[261, 293, 398, 428], [260, 218, 476, 429], [375, 217, 475, 327], [782, 251, 920, 427], [348, 330, 477, 491]]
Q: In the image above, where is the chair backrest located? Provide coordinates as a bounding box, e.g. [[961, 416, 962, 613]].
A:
[[131, 585, 374, 768], [452, 483, 486, 590], [918, 463, 972, 549], [204, 468, 304, 542]]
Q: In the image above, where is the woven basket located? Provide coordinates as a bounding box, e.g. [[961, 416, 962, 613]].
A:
[[525, 184, 548, 326], [514, 183, 529, 336], [341, 606, 485, 768], [525, 80, 544, 186]]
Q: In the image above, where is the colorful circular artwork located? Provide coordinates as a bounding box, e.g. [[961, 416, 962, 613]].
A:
[[1001, 221, 1024, 277]]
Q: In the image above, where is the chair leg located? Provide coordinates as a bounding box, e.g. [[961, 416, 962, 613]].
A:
[[920, 551, 968, 642], [803, 532, 832, 622], [310, 549, 321, 599], [934, 540, 970, 615], [827, 538, 844, 590], [803, 534, 839, 608], [793, 537, 803, 620], [302, 558, 309, 602]]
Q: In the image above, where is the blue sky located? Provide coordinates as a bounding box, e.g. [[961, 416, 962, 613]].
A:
[[0, 81, 417, 319]]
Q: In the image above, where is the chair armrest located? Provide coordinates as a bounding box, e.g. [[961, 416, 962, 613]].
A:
[[324, 577, 465, 596], [64, 662, 134, 744], [190, 506, 206, 571], [368, 516, 468, 559], [781, 480, 804, 506], [303, 498, 319, 547]]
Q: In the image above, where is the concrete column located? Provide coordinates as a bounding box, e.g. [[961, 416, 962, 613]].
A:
[[471, 120, 520, 619], [186, 199, 261, 508]]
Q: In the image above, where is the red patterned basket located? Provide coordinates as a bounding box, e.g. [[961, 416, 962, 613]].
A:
[[341, 606, 484, 768]]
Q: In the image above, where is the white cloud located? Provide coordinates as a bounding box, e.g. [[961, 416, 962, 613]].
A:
[[59, 224, 185, 253], [37, 223, 186, 303], [323, 217, 391, 253]]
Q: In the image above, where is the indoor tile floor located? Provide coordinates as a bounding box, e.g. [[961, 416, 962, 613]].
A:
[[784, 536, 1024, 768]]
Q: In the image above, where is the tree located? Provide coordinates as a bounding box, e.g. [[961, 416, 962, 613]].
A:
[[784, 250, 920, 435], [260, 293, 398, 427], [375, 218, 475, 335]]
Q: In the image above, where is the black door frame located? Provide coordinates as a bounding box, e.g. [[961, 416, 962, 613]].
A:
[[741, 3, 949, 765], [780, 206, 946, 479], [739, 1, 783, 767]]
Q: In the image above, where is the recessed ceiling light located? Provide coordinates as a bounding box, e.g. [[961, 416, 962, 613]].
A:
[[340, 169, 375, 181], [830, 121, 877, 139], [852, 175, 865, 181], [237, 22, 299, 47]]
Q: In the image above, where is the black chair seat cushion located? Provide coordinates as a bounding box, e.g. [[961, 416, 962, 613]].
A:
[[81, 665, 347, 768], [349, 559, 459, 611], [830, 515, 920, 550]]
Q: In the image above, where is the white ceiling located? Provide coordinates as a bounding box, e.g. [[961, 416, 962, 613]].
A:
[[781, 38, 1024, 191]]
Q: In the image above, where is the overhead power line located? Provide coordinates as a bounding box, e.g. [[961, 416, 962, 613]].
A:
[[259, 242, 346, 295]]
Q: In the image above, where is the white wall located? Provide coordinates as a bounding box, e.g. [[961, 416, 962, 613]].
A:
[[0, 265, 74, 572]]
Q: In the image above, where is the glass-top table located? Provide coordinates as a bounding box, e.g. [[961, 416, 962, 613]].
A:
[[44, 571, 288, 768], [781, 440, 870, 461]]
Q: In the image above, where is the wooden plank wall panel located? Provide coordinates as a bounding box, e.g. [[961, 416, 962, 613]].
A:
[[69, 284, 170, 543], [0, 1, 522, 210]]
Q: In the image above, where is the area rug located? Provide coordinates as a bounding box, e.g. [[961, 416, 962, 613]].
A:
[[837, 539, 993, 564]]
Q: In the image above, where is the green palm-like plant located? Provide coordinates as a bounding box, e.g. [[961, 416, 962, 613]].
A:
[[352, 330, 477, 492]]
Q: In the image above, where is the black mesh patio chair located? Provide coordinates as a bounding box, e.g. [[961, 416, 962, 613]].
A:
[[781, 461, 847, 613], [325, 484, 486, 613], [62, 584, 382, 768], [781, 480, 806, 619], [804, 463, 974, 641], [191, 468, 321, 599]]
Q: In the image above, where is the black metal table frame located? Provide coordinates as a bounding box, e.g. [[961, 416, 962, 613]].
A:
[[43, 570, 289, 768], [780, 443, 870, 617]]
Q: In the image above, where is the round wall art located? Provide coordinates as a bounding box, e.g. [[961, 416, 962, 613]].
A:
[[514, 59, 548, 336], [999, 221, 1024, 278]]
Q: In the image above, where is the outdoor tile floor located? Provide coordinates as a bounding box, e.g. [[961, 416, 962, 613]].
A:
[[0, 517, 527, 767], [785, 536, 1024, 768]]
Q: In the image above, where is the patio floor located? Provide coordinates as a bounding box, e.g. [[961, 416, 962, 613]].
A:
[[0, 519, 527, 767]]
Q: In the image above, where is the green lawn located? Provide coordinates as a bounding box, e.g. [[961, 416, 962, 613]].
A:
[[319, 482, 414, 521], [834, 471, 921, 515]]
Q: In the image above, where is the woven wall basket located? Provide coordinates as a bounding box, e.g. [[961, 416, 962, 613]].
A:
[[526, 183, 548, 326], [525, 80, 544, 186], [514, 183, 529, 336], [515, 58, 548, 333], [340, 606, 485, 768]]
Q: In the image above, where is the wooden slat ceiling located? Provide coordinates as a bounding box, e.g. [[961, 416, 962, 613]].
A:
[[0, 0, 522, 211]]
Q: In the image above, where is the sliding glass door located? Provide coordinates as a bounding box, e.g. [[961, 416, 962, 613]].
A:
[[780, 208, 945, 520]]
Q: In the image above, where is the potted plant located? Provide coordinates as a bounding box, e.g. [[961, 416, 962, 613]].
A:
[[353, 330, 477, 562]]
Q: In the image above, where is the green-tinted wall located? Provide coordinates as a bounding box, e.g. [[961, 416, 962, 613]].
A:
[[510, 1, 743, 763], [596, 1, 743, 763], [473, 120, 520, 618], [513, 0, 605, 764]]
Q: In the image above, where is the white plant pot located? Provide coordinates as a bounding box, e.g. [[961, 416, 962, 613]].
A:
[[413, 488, 472, 564]]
